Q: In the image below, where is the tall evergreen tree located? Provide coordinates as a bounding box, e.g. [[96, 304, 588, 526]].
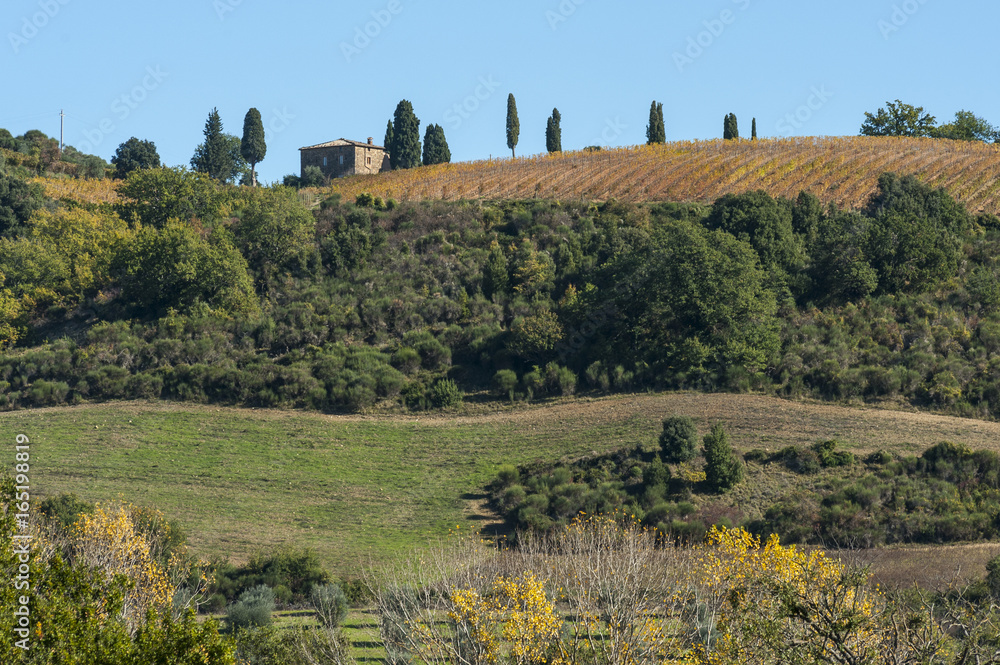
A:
[[703, 424, 744, 492], [383, 120, 394, 169], [240, 108, 266, 187], [422, 124, 451, 166], [389, 100, 421, 170], [191, 108, 233, 182], [752, 117, 757, 141], [545, 108, 562, 153], [646, 101, 666, 144], [724, 113, 740, 140], [506, 94, 520, 158]]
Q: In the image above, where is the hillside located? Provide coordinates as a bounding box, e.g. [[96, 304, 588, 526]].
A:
[[324, 136, 1000, 214], [8, 393, 1000, 580]]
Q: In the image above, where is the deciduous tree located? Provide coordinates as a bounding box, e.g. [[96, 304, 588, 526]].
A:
[[860, 99, 936, 137], [111, 137, 161, 180]]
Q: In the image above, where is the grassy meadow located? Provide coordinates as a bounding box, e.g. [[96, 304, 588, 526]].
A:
[[7, 392, 1000, 578]]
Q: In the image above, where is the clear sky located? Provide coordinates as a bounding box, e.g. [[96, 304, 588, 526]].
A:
[[1, 0, 994, 184]]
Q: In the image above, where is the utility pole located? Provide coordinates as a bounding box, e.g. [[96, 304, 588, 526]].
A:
[[59, 109, 65, 154]]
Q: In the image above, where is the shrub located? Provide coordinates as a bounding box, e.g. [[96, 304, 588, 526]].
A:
[[493, 369, 518, 399], [702, 424, 744, 492], [660, 415, 698, 463], [39, 492, 93, 528], [227, 584, 275, 630], [430, 378, 462, 408], [310, 583, 349, 628]]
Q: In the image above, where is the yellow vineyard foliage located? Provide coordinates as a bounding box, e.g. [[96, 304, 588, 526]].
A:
[[30, 176, 120, 205], [325, 136, 1000, 214]]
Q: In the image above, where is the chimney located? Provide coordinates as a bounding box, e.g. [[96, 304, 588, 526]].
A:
[[367, 137, 373, 145]]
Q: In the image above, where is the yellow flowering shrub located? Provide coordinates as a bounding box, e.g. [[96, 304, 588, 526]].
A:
[[71, 501, 175, 632], [446, 573, 562, 665]]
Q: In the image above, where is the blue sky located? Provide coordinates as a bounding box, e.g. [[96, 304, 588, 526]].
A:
[[1, 0, 994, 183]]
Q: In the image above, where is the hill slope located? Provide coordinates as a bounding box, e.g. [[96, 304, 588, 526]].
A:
[[8, 393, 1000, 576], [325, 136, 1000, 214]]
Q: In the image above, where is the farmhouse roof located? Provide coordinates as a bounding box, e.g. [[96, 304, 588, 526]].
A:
[[299, 138, 387, 151]]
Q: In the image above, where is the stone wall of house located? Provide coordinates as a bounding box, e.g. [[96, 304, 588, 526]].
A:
[[300, 145, 356, 179], [301, 143, 390, 179], [353, 146, 390, 174]]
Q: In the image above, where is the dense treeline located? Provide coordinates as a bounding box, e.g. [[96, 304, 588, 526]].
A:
[[3, 161, 1000, 416]]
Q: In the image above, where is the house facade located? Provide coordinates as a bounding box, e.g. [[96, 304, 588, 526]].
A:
[[299, 138, 390, 179]]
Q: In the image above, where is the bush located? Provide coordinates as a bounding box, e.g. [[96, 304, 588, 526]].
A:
[[493, 369, 518, 399], [310, 583, 349, 628], [660, 415, 698, 464], [227, 584, 275, 630], [702, 424, 744, 493], [39, 492, 93, 528], [430, 378, 462, 408]]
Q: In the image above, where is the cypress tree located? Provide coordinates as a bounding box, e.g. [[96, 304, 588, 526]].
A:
[[240, 108, 266, 187], [422, 124, 451, 166], [647, 101, 666, 144], [192, 107, 233, 182], [389, 100, 421, 170], [506, 94, 520, 158], [752, 117, 757, 141], [383, 120, 394, 169], [724, 113, 740, 140], [546, 108, 562, 153]]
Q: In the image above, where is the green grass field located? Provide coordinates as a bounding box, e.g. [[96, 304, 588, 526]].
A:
[[6, 392, 1000, 577]]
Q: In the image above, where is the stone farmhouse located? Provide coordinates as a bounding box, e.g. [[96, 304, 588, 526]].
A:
[[299, 137, 390, 179]]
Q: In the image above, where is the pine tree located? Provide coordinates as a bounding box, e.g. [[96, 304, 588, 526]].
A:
[[389, 100, 421, 170], [240, 108, 266, 187], [724, 113, 740, 140], [646, 101, 666, 144], [752, 117, 757, 141], [192, 108, 233, 182], [383, 120, 394, 169], [422, 124, 451, 166], [506, 94, 520, 158], [703, 424, 744, 492], [545, 108, 562, 153]]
